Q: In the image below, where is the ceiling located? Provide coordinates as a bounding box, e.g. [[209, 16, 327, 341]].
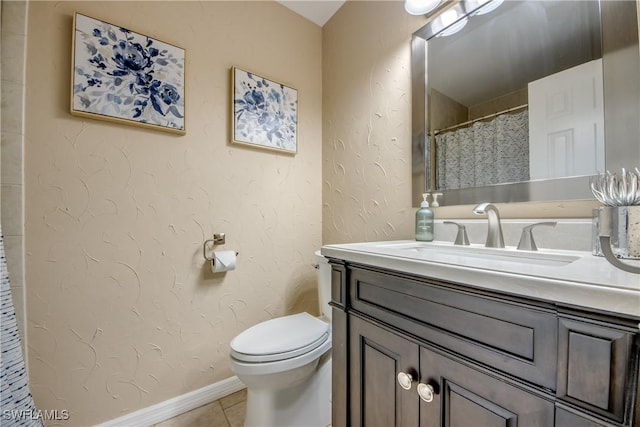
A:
[[276, 0, 346, 26]]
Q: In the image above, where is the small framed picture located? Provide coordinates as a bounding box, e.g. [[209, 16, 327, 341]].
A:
[[231, 67, 298, 154], [71, 12, 186, 134]]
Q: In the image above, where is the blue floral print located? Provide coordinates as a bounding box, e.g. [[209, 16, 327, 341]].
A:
[[233, 69, 297, 152], [72, 14, 185, 131]]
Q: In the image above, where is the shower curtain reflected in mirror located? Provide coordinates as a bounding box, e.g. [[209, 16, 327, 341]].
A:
[[0, 227, 43, 427], [436, 110, 530, 190]]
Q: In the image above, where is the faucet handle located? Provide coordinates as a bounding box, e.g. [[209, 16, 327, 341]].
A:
[[443, 221, 470, 246], [517, 222, 557, 251]]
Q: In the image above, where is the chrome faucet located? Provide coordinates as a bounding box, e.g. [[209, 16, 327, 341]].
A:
[[472, 203, 505, 248]]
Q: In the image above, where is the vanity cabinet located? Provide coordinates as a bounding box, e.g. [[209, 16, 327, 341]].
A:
[[330, 261, 640, 427]]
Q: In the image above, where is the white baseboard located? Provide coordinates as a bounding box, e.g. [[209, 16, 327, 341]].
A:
[[98, 376, 246, 427]]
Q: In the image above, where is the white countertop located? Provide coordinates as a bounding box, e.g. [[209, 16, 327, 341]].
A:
[[321, 240, 640, 318]]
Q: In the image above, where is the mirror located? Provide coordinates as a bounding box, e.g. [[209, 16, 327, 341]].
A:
[[411, 0, 640, 207]]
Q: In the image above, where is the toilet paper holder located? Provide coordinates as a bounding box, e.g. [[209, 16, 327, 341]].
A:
[[203, 233, 238, 261]]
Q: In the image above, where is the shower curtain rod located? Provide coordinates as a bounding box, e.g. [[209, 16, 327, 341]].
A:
[[432, 103, 528, 136]]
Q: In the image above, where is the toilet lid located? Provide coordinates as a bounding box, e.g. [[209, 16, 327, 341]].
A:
[[230, 312, 329, 363]]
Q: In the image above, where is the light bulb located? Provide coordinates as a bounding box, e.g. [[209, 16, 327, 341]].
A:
[[440, 9, 460, 27], [404, 0, 441, 16]]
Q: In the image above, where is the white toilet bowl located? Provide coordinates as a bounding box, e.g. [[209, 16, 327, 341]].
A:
[[229, 252, 332, 427]]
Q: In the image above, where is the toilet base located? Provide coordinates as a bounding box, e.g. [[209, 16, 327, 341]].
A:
[[243, 356, 332, 427]]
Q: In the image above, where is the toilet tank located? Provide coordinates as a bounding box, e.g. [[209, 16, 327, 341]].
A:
[[315, 251, 332, 322]]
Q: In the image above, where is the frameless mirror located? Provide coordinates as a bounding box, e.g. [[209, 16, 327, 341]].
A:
[[411, 0, 640, 206]]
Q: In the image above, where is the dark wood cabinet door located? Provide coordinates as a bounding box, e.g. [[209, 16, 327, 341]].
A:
[[557, 317, 635, 423], [419, 346, 555, 427], [349, 315, 420, 427]]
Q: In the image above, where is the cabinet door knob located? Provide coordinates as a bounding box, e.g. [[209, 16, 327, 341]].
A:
[[397, 372, 414, 390], [417, 383, 435, 402]]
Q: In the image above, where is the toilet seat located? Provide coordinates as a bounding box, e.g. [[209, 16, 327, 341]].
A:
[[230, 331, 331, 377], [231, 312, 329, 363]]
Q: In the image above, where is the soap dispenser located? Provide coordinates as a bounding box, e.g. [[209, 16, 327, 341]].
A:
[[415, 193, 434, 242], [431, 193, 442, 207]]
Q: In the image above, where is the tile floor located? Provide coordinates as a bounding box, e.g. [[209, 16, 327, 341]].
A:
[[154, 389, 247, 427]]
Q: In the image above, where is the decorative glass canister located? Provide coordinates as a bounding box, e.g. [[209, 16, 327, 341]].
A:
[[592, 206, 640, 259], [590, 168, 640, 273]]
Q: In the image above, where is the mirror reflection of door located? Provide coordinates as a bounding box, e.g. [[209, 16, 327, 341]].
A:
[[528, 59, 605, 180]]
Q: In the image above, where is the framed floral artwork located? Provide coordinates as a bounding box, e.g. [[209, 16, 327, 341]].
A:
[[231, 67, 297, 154], [71, 13, 186, 134]]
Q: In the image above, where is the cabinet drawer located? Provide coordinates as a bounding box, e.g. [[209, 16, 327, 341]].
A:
[[557, 317, 636, 423], [349, 266, 558, 389]]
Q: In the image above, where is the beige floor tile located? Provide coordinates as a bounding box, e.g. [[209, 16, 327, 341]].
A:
[[219, 388, 247, 410], [155, 401, 230, 427], [223, 401, 246, 427]]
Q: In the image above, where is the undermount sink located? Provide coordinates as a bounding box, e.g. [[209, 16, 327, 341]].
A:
[[373, 241, 581, 267]]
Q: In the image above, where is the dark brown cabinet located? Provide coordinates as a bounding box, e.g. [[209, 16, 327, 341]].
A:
[[331, 261, 640, 427], [348, 314, 554, 427]]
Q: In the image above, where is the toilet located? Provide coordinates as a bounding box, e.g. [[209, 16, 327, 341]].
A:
[[229, 251, 332, 427]]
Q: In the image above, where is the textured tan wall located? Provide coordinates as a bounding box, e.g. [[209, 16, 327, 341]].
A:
[[323, 1, 428, 244], [322, 1, 601, 245], [24, 1, 321, 424]]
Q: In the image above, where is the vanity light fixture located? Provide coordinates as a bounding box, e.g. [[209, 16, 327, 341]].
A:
[[404, 0, 442, 16], [415, 0, 503, 39]]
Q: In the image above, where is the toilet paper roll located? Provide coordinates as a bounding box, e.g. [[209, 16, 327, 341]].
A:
[[210, 250, 237, 273]]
